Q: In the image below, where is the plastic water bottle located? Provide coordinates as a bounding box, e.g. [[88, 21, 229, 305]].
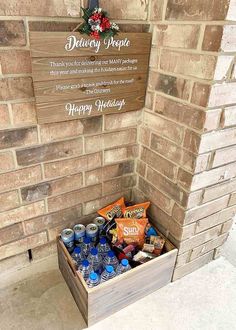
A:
[[103, 250, 119, 270], [77, 260, 93, 281], [101, 265, 116, 283], [116, 259, 132, 275], [87, 247, 103, 274], [71, 246, 84, 269], [81, 236, 93, 257], [86, 272, 100, 288], [96, 237, 110, 258]]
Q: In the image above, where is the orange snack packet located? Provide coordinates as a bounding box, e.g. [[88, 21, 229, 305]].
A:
[[98, 197, 125, 221], [115, 218, 148, 247], [123, 202, 150, 219]]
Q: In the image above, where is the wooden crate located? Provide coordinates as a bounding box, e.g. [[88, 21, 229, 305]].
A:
[[57, 225, 177, 326]]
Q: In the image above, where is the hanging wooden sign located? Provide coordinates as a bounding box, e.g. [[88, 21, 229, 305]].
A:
[[30, 32, 151, 124]]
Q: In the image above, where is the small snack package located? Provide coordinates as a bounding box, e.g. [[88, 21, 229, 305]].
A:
[[145, 223, 158, 237], [123, 202, 150, 219], [98, 197, 125, 221], [115, 218, 148, 247], [149, 235, 165, 256], [133, 250, 157, 263]]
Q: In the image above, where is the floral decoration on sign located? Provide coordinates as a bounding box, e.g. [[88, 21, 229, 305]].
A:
[[78, 7, 119, 40]]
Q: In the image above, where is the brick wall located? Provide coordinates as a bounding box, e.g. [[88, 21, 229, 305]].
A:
[[0, 0, 235, 278]]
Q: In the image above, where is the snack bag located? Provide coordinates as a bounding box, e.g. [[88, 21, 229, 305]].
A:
[[98, 197, 125, 221], [149, 235, 165, 256], [115, 218, 148, 247], [123, 202, 150, 219]]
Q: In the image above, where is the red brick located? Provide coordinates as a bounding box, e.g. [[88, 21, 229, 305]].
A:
[[98, 0, 148, 20], [0, 105, 10, 128], [0, 50, 31, 74], [44, 152, 102, 179], [139, 126, 150, 147], [136, 160, 146, 177], [202, 26, 223, 51], [0, 77, 34, 101], [0, 190, 20, 212], [0, 20, 26, 46], [0, 0, 81, 16], [16, 138, 83, 166], [154, 95, 205, 130], [11, 103, 37, 126], [183, 130, 201, 154], [0, 223, 24, 246], [191, 83, 211, 107], [221, 25, 236, 52], [85, 129, 137, 153], [145, 91, 155, 110], [203, 179, 236, 203], [0, 232, 47, 260], [177, 168, 193, 191], [32, 241, 57, 261], [104, 111, 141, 131], [160, 50, 217, 80], [187, 190, 203, 209], [172, 203, 186, 225], [104, 145, 138, 165], [0, 200, 45, 229], [149, 48, 159, 68], [144, 111, 184, 144], [199, 127, 236, 153], [103, 175, 136, 196], [0, 165, 42, 193], [204, 109, 221, 131], [149, 0, 164, 20], [0, 152, 15, 173], [0, 127, 38, 150], [195, 153, 211, 173], [155, 24, 200, 49], [166, 0, 229, 21], [209, 82, 236, 108], [212, 145, 236, 167], [24, 205, 82, 235], [48, 184, 102, 212], [151, 133, 181, 163], [222, 106, 236, 127], [185, 195, 229, 224]]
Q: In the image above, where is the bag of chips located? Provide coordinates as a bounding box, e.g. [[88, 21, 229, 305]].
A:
[[123, 202, 150, 219], [98, 197, 125, 221], [115, 218, 148, 247]]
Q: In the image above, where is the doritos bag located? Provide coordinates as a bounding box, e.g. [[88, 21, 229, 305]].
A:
[[115, 218, 148, 247], [98, 197, 125, 221], [123, 202, 150, 219]]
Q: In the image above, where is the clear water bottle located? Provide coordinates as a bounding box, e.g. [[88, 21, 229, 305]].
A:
[[87, 247, 103, 274], [86, 272, 100, 288], [81, 236, 93, 257], [96, 237, 110, 258], [103, 250, 119, 270], [77, 259, 93, 281], [71, 246, 84, 269], [116, 259, 132, 275], [101, 265, 116, 283]]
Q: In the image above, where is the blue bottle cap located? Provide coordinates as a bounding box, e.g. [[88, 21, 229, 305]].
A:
[[91, 247, 98, 256], [74, 247, 81, 254], [100, 237, 106, 244], [106, 265, 114, 273], [82, 260, 89, 267], [89, 272, 98, 281], [107, 250, 115, 258], [121, 259, 129, 267], [84, 237, 91, 244]]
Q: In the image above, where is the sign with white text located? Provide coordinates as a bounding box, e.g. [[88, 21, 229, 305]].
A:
[[30, 32, 151, 124]]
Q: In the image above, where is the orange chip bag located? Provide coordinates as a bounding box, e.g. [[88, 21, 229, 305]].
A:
[[98, 197, 125, 221], [115, 218, 148, 247], [123, 202, 150, 219]]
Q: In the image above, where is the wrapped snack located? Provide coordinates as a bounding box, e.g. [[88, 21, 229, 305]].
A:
[[145, 223, 158, 237], [98, 197, 125, 221], [149, 235, 165, 256], [109, 228, 118, 244], [115, 218, 148, 247], [123, 202, 150, 219], [133, 250, 157, 263]]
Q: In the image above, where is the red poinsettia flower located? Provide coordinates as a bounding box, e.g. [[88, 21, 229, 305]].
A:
[[90, 30, 100, 40], [91, 13, 102, 21], [102, 17, 111, 29]]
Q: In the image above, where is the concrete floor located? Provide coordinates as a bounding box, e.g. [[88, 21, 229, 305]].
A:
[[0, 227, 235, 330]]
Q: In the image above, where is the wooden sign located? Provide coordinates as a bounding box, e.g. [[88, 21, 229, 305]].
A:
[[30, 32, 151, 124]]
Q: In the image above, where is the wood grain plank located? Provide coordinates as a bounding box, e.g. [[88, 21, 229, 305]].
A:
[[36, 92, 145, 124], [30, 32, 152, 57], [31, 54, 149, 82]]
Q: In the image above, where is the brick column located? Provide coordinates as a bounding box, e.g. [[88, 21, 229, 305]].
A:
[[134, 0, 236, 280]]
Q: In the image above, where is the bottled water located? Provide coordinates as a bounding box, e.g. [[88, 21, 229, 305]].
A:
[[116, 259, 132, 275], [81, 236, 93, 257], [71, 246, 84, 269], [96, 237, 110, 258], [103, 250, 119, 270], [101, 265, 116, 283], [77, 260, 93, 281], [87, 247, 103, 274], [86, 272, 100, 288]]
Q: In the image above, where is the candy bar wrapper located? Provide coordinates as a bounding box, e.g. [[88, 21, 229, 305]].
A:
[[150, 235, 165, 256]]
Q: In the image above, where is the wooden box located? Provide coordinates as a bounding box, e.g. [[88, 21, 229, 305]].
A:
[[57, 224, 177, 327]]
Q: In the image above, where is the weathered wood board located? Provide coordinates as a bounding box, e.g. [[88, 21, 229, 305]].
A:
[[30, 32, 151, 124]]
